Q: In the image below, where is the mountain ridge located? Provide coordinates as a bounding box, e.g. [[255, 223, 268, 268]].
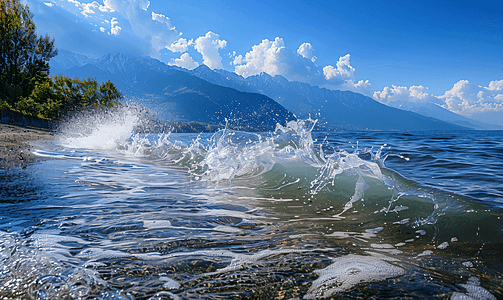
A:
[[62, 53, 296, 131], [189, 66, 469, 131], [189, 65, 500, 130], [56, 52, 471, 131]]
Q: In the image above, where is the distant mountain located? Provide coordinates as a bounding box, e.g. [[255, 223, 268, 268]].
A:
[[50, 49, 97, 76], [191, 65, 502, 130], [60, 53, 295, 131], [189, 66, 468, 131], [55, 52, 469, 131], [386, 101, 503, 130]]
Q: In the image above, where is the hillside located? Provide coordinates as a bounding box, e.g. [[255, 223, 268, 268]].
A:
[[62, 54, 295, 131]]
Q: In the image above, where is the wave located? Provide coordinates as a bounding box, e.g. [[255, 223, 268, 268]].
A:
[[33, 105, 502, 298], [53, 106, 503, 244]]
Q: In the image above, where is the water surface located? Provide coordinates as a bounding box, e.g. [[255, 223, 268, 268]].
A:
[[0, 116, 501, 299]]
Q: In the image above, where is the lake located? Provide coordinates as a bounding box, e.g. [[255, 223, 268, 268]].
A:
[[0, 113, 501, 299]]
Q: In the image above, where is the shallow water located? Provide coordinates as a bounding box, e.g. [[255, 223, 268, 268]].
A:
[[0, 115, 502, 299]]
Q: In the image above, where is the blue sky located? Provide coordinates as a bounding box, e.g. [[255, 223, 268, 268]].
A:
[[26, 0, 503, 125]]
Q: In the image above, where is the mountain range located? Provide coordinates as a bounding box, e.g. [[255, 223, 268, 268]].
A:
[[189, 65, 502, 130], [383, 100, 501, 130], [59, 53, 295, 131], [51, 52, 499, 132]]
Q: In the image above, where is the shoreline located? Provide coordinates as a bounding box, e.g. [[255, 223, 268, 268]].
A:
[[0, 123, 56, 169]]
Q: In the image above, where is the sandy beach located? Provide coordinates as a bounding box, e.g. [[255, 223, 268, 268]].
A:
[[0, 123, 55, 168]]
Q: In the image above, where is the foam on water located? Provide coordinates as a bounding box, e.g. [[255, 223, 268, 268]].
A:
[[304, 252, 404, 299], [452, 277, 497, 300], [0, 231, 110, 299]]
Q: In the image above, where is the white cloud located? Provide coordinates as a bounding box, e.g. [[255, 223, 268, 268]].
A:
[[151, 12, 173, 29], [167, 38, 189, 53], [323, 54, 355, 81], [373, 85, 434, 104], [193, 31, 227, 70], [43, 2, 54, 7], [42, 0, 181, 58], [105, 0, 179, 57], [99, 26, 106, 32], [487, 79, 503, 91], [168, 53, 199, 70], [297, 42, 316, 62], [373, 80, 503, 117], [64, 0, 103, 17], [340, 79, 373, 97], [81, 1, 98, 17], [439, 80, 503, 115], [140, 0, 150, 11], [233, 37, 291, 78], [100, 0, 115, 12], [110, 17, 121, 36], [373, 85, 442, 105], [233, 37, 364, 91]]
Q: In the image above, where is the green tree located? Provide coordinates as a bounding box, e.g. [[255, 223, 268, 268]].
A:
[[1, 0, 123, 121], [0, 0, 57, 106], [18, 76, 123, 120], [16, 76, 62, 119]]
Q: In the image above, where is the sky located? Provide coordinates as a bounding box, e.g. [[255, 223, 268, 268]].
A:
[[25, 0, 503, 125]]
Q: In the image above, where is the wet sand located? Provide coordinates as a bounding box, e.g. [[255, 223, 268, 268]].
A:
[[0, 123, 55, 168]]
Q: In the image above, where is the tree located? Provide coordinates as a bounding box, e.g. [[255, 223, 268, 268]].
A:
[[17, 76, 123, 120], [0, 1, 123, 121], [0, 0, 57, 106]]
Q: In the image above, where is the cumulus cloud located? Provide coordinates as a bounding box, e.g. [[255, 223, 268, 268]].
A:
[[297, 42, 316, 62], [487, 79, 503, 91], [99, 3, 114, 13], [233, 37, 361, 91], [373, 85, 440, 105], [43, 2, 54, 7], [323, 54, 355, 81], [81, 2, 98, 17], [373, 80, 503, 117], [340, 79, 373, 97], [193, 31, 227, 69], [65, 0, 101, 17], [168, 53, 199, 70], [233, 37, 289, 78], [439, 79, 503, 115], [110, 17, 121, 36], [167, 38, 189, 53]]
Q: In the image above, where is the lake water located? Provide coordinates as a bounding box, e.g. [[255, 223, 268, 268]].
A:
[[0, 110, 502, 299]]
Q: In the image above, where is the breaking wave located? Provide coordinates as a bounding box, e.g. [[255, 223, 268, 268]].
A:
[[20, 105, 501, 298]]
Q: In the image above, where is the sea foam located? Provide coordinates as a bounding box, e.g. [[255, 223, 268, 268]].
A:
[[304, 252, 404, 299]]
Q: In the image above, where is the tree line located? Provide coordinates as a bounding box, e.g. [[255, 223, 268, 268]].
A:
[[0, 0, 122, 120]]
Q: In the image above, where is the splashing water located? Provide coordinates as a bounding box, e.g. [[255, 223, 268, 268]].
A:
[[55, 109, 501, 230], [57, 106, 141, 150], [10, 107, 501, 299]]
